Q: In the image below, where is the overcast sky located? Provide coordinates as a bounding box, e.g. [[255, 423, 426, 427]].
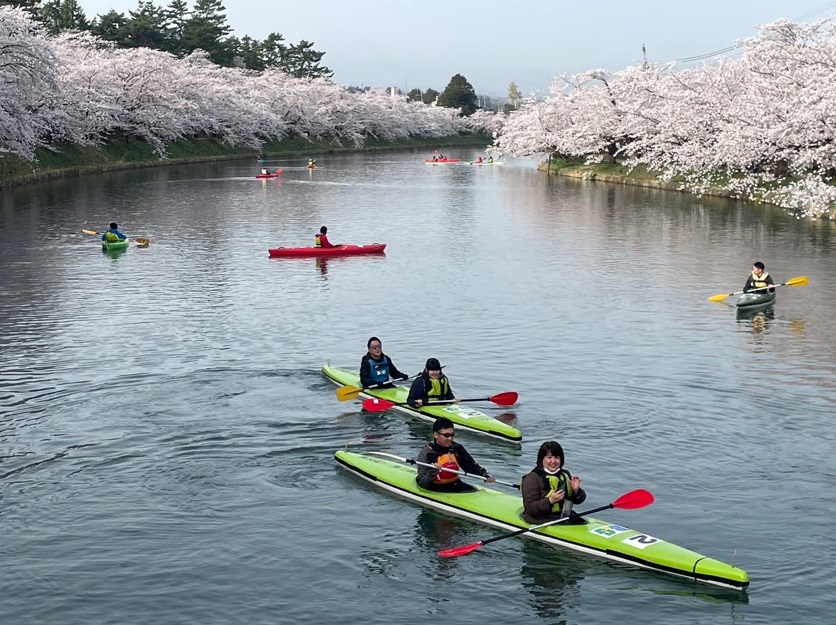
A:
[[74, 0, 835, 97]]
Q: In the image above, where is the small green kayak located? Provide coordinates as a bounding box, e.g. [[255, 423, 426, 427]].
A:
[[736, 291, 776, 309], [322, 365, 522, 443], [335, 450, 750, 590], [102, 239, 129, 252]]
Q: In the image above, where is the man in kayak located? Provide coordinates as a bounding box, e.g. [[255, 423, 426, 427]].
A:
[[101, 223, 126, 242], [315, 226, 336, 248], [261, 167, 271, 175], [359, 337, 408, 388], [416, 417, 495, 492], [407, 358, 457, 408], [521, 441, 586, 524], [743, 261, 775, 293]]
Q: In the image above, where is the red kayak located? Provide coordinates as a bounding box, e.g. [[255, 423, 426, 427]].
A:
[[268, 243, 387, 258], [425, 159, 460, 164], [255, 170, 282, 179]]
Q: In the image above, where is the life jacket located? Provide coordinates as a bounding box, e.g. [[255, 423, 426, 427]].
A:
[[751, 271, 770, 289], [368, 356, 390, 384], [105, 231, 120, 242], [543, 470, 575, 514], [428, 376, 449, 399], [261, 168, 268, 174], [315, 233, 324, 247], [434, 450, 460, 484]]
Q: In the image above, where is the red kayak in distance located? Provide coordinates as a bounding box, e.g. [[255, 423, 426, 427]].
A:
[[425, 159, 460, 164], [255, 170, 283, 179], [268, 243, 387, 258]]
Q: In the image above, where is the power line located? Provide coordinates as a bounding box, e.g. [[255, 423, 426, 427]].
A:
[[662, 1, 836, 65]]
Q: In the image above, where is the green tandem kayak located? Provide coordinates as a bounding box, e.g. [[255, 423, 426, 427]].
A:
[[322, 365, 522, 443], [335, 450, 750, 590]]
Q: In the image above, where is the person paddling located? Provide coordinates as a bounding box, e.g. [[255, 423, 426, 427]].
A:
[[101, 222, 126, 243], [521, 441, 587, 524], [407, 358, 457, 408], [743, 261, 775, 293], [261, 167, 270, 175], [360, 337, 408, 388], [416, 418, 495, 492], [315, 226, 336, 248]]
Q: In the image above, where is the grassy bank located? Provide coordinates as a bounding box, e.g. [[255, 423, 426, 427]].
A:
[[541, 158, 836, 220], [0, 134, 490, 190]]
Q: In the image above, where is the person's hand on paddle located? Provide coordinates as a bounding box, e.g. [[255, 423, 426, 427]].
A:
[[399, 374, 409, 381], [484, 475, 496, 484]]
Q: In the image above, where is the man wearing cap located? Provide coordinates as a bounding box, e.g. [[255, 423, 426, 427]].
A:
[[407, 358, 457, 408]]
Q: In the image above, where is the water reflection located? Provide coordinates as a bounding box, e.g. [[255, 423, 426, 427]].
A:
[[519, 540, 586, 624]]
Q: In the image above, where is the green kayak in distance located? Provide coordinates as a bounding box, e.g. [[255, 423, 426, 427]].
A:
[[322, 365, 522, 443], [335, 450, 750, 591], [102, 239, 130, 252]]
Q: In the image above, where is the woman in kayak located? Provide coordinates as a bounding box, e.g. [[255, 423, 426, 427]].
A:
[[359, 337, 408, 388], [407, 358, 457, 408], [521, 441, 587, 524], [416, 418, 495, 492], [743, 261, 775, 293], [315, 226, 335, 248]]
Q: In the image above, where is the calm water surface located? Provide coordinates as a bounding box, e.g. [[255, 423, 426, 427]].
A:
[[1, 151, 835, 624]]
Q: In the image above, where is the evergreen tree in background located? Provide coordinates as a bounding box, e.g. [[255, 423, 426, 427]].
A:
[[40, 0, 90, 35], [181, 0, 232, 65], [283, 39, 332, 79], [437, 74, 478, 115]]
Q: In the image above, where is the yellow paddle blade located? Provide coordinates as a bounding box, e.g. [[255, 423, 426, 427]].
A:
[[81, 228, 99, 235], [786, 276, 809, 287], [335, 385, 363, 401], [135, 237, 151, 246], [708, 293, 731, 302]]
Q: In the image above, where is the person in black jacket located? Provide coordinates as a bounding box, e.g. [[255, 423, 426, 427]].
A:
[[407, 358, 457, 408], [359, 337, 408, 388], [743, 261, 775, 293], [521, 441, 586, 524], [416, 418, 495, 492]]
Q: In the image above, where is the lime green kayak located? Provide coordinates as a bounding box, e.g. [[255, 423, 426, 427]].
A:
[[335, 450, 750, 590], [102, 239, 129, 251], [322, 365, 522, 443]]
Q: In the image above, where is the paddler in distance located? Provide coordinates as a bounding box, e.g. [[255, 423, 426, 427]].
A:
[[416, 418, 495, 492], [407, 358, 457, 408], [743, 261, 775, 293], [359, 337, 408, 389], [101, 222, 126, 243], [315, 226, 336, 248]]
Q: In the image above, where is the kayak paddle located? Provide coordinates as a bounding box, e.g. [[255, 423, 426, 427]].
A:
[[708, 275, 809, 302], [438, 488, 655, 558], [366, 451, 519, 489], [362, 392, 518, 412], [335, 380, 409, 402], [82, 228, 150, 246]]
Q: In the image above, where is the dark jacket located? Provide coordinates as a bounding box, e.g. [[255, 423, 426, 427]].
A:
[[416, 440, 488, 491], [743, 271, 774, 293], [407, 372, 454, 407], [521, 467, 586, 524], [359, 352, 407, 388]]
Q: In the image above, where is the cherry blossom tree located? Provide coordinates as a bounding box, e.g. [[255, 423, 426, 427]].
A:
[[0, 7, 57, 159]]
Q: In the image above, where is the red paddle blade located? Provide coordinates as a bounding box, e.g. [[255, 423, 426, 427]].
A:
[[362, 398, 396, 412], [612, 489, 654, 510], [438, 541, 484, 558], [490, 391, 518, 406]]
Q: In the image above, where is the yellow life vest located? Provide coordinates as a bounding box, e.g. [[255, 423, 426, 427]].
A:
[[315, 233, 323, 247], [546, 472, 574, 514], [105, 231, 120, 242], [429, 377, 449, 399], [751, 270, 770, 289]]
